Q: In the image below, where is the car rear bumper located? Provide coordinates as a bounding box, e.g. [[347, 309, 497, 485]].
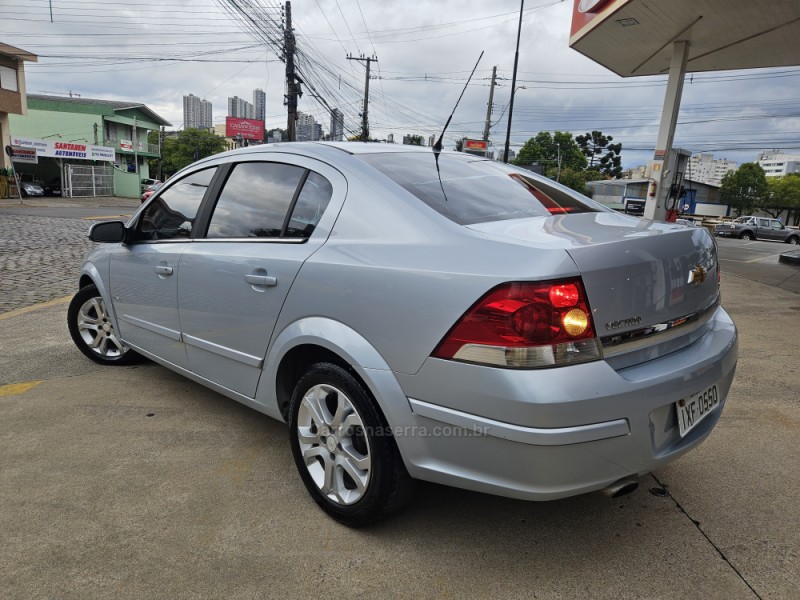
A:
[[391, 306, 738, 500]]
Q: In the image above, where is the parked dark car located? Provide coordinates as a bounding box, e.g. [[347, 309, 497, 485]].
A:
[[714, 216, 799, 244], [43, 178, 62, 197]]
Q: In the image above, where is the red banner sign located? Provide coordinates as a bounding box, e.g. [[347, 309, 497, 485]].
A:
[[465, 139, 488, 151], [226, 117, 265, 141]]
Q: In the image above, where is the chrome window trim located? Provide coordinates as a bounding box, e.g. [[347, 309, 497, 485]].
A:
[[601, 295, 720, 357], [192, 237, 307, 244]]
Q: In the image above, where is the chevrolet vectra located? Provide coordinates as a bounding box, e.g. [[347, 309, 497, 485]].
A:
[[68, 143, 738, 525]]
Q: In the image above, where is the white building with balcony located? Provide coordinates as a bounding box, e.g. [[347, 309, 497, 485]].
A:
[[757, 150, 800, 178]]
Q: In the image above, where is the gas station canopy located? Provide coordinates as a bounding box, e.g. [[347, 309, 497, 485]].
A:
[[569, 0, 800, 77]]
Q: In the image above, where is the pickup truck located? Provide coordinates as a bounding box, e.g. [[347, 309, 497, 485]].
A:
[[714, 216, 800, 244]]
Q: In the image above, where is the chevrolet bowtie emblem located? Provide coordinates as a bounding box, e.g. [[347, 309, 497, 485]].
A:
[[688, 266, 707, 286]]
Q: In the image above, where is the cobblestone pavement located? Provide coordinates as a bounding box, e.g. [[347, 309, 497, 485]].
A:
[[0, 214, 96, 313]]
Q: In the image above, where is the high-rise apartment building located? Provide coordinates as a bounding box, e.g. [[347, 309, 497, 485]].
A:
[[330, 108, 344, 141], [687, 153, 737, 186], [253, 88, 266, 122], [296, 112, 321, 141], [183, 93, 212, 130], [757, 150, 800, 178], [228, 96, 255, 119]]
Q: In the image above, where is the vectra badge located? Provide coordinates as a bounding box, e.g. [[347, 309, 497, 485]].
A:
[[688, 266, 707, 286], [605, 316, 642, 331]]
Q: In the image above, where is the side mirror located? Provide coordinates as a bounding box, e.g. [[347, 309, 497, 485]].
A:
[[89, 221, 126, 243]]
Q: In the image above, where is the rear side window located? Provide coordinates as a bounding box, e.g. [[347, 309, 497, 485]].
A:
[[285, 172, 333, 239], [357, 152, 602, 225], [206, 162, 332, 239], [137, 167, 216, 240]]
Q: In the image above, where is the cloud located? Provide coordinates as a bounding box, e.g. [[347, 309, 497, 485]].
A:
[[7, 0, 799, 169]]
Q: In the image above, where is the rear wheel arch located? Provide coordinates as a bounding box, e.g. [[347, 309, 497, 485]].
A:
[[276, 344, 352, 421], [740, 230, 755, 240]]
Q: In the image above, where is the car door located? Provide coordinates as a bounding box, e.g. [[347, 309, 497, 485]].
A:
[[756, 218, 771, 239], [768, 220, 786, 241], [176, 157, 342, 398], [110, 166, 218, 368]]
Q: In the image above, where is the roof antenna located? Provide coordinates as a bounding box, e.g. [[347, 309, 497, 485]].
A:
[[432, 51, 484, 203], [433, 50, 484, 154]]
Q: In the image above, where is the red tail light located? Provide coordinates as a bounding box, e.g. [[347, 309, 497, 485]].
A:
[[432, 278, 602, 369]]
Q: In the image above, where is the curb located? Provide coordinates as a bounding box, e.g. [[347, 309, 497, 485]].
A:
[[779, 251, 800, 266]]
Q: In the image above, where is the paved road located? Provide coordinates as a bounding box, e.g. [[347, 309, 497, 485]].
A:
[[0, 198, 137, 313], [716, 236, 800, 293]]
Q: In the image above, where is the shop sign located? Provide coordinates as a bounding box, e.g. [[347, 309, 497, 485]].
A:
[[10, 136, 115, 162], [6, 145, 38, 164]]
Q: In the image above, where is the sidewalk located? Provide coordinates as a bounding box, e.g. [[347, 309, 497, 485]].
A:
[[0, 195, 139, 209]]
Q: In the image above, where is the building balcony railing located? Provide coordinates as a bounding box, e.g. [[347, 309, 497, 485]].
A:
[[106, 136, 160, 156]]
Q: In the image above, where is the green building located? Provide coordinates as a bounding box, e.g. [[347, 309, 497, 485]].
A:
[[9, 94, 170, 198]]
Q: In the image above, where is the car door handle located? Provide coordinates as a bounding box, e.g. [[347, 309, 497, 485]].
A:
[[154, 265, 173, 276], [245, 273, 277, 287]]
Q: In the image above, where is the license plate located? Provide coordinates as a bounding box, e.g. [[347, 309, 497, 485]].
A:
[[676, 385, 719, 437]]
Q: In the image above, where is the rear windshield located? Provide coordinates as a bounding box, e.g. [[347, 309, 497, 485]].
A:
[[357, 152, 602, 225]]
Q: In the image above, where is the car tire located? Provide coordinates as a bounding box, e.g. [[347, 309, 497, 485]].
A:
[[787, 236, 799, 245], [740, 232, 754, 240], [67, 284, 143, 365], [288, 362, 414, 526]]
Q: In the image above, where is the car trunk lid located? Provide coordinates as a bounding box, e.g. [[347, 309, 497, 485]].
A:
[[467, 212, 720, 368]]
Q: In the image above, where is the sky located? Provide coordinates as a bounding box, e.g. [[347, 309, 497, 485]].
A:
[[5, 0, 800, 169]]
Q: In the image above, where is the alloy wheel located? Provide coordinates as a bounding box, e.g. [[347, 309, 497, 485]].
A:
[[76, 296, 129, 359], [296, 383, 371, 505]]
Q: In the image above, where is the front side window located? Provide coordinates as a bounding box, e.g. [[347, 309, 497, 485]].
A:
[[772, 221, 784, 230], [137, 167, 216, 241], [205, 162, 332, 239]]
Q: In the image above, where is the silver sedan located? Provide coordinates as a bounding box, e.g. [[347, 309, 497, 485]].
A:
[[68, 143, 738, 526]]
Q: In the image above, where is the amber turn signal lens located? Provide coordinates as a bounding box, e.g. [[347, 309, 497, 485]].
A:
[[563, 308, 589, 336]]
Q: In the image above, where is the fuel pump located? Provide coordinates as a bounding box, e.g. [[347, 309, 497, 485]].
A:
[[662, 148, 691, 222]]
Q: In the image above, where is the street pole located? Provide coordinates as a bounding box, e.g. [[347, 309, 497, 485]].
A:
[[347, 54, 377, 141], [284, 1, 298, 141], [503, 0, 524, 163], [483, 66, 497, 141]]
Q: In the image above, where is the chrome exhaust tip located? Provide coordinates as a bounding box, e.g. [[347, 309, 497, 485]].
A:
[[602, 477, 639, 498]]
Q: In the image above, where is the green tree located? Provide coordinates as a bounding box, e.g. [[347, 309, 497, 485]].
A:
[[512, 131, 586, 172], [454, 139, 464, 152], [160, 129, 228, 177], [720, 163, 768, 216], [405, 134, 424, 146], [575, 130, 623, 178], [766, 173, 800, 225], [556, 167, 603, 196]]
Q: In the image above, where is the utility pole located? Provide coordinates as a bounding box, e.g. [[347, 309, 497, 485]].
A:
[[284, 1, 298, 141], [483, 66, 497, 141], [347, 53, 377, 141]]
